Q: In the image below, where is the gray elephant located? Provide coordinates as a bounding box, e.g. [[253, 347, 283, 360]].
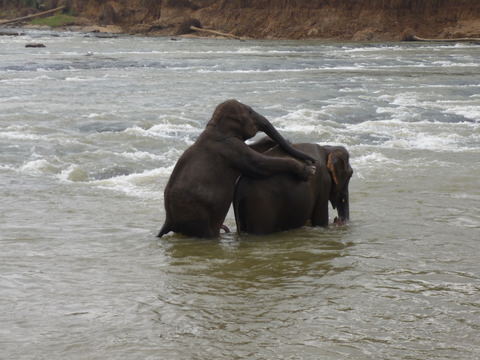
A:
[[233, 141, 353, 235], [158, 100, 316, 238]]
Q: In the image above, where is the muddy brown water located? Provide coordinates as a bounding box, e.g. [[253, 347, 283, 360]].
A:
[[1, 30, 479, 359]]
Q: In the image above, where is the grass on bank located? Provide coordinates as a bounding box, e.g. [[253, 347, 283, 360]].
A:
[[30, 14, 77, 27]]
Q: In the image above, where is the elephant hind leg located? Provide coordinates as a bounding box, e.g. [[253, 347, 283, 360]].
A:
[[175, 219, 219, 238]]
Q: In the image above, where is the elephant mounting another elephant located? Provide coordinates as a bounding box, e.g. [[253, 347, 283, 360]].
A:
[[158, 99, 316, 238], [233, 141, 353, 235]]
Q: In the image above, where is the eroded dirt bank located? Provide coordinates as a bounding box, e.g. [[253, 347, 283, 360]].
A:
[[3, 0, 480, 40]]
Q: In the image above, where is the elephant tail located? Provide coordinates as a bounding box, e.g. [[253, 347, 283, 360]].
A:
[[157, 222, 171, 238], [233, 176, 243, 235]]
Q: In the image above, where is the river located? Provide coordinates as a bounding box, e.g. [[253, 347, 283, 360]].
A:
[[1, 29, 479, 359]]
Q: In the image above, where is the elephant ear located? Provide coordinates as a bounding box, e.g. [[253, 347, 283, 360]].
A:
[[327, 150, 351, 187]]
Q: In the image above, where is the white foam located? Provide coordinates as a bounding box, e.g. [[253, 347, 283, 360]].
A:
[[273, 108, 361, 141], [0, 131, 43, 141], [99, 50, 165, 56], [124, 122, 199, 139], [81, 112, 118, 120], [432, 60, 479, 67], [272, 109, 338, 135], [452, 43, 479, 49], [390, 92, 421, 107], [271, 102, 480, 152], [57, 165, 89, 182], [64, 76, 98, 82], [456, 217, 480, 229], [0, 164, 15, 171], [119, 149, 180, 161], [142, 48, 301, 56], [84, 113, 101, 118], [274, 108, 344, 125], [2, 74, 54, 81], [383, 132, 461, 151], [341, 45, 403, 53], [379, 92, 480, 123], [352, 152, 395, 166], [349, 152, 400, 180], [376, 106, 422, 123], [444, 106, 480, 122], [339, 87, 367, 93], [20, 159, 58, 175], [0, 96, 23, 103], [361, 119, 470, 150], [197, 66, 365, 74], [451, 193, 480, 201], [91, 166, 174, 199]]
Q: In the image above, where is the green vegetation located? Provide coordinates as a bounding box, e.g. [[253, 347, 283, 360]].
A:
[[30, 14, 77, 27], [19, 0, 38, 7]]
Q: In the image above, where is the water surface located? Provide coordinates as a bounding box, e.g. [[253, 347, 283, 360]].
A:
[[1, 29, 479, 359]]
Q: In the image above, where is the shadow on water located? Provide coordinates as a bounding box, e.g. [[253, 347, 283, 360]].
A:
[[159, 225, 354, 291]]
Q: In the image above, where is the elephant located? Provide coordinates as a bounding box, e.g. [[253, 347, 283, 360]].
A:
[[157, 100, 316, 238], [233, 142, 353, 235]]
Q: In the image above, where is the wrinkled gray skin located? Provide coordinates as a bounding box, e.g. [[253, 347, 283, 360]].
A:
[[234, 140, 353, 235], [158, 100, 316, 238]]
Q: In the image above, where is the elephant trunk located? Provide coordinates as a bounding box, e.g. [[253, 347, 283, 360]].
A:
[[336, 190, 350, 223], [256, 116, 315, 163]]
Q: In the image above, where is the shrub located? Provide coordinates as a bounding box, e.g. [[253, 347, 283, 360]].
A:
[[30, 14, 77, 27]]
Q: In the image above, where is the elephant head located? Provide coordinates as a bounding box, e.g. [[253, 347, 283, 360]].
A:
[[326, 146, 353, 224], [208, 100, 315, 163]]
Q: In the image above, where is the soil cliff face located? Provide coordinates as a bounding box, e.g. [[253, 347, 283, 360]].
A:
[[209, 0, 480, 40], [7, 0, 480, 40]]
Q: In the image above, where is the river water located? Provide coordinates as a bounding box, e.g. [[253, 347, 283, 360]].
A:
[[1, 29, 479, 359]]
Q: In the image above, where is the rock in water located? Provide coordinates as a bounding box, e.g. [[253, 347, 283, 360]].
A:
[[25, 43, 46, 48]]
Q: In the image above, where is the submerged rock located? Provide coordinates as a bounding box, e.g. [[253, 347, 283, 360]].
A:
[[25, 43, 46, 48], [0, 31, 25, 36]]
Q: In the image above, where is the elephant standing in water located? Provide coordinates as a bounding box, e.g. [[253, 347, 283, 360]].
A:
[[234, 142, 353, 235], [158, 100, 316, 238]]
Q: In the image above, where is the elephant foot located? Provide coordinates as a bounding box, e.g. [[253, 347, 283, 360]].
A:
[[333, 217, 347, 226]]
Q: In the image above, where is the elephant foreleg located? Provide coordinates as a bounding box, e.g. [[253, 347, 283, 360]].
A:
[[311, 200, 329, 227]]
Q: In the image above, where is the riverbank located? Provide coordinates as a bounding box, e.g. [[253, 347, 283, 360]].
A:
[[1, 1, 480, 41]]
